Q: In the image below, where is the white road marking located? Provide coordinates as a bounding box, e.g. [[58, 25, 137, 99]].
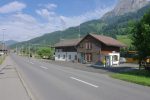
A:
[[39, 66, 48, 70], [70, 77, 99, 88]]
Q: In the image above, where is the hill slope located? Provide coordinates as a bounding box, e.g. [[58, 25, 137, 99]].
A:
[[5, 40, 18, 46]]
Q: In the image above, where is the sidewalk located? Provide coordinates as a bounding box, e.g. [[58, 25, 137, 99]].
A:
[[0, 56, 31, 100]]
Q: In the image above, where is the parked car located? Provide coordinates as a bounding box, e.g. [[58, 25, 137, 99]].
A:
[[120, 57, 126, 64]]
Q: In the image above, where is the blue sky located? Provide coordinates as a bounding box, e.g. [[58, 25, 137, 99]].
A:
[[0, 0, 117, 41]]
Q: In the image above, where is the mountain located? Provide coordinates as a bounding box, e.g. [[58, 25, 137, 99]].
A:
[[5, 40, 18, 46], [10, 0, 150, 48], [103, 0, 149, 19]]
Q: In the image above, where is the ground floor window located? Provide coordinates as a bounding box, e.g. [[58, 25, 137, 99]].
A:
[[58, 55, 60, 59], [63, 55, 65, 59], [112, 55, 119, 62], [85, 53, 92, 62], [69, 55, 71, 59]]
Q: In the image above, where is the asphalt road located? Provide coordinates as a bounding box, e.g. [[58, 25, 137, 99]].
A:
[[10, 54, 150, 100]]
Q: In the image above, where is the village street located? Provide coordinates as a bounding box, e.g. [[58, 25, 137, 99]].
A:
[[9, 53, 150, 100]]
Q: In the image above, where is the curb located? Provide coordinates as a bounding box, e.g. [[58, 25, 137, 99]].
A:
[[15, 67, 36, 100]]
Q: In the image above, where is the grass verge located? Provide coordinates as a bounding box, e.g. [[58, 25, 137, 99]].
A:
[[110, 70, 150, 86], [0, 56, 6, 65]]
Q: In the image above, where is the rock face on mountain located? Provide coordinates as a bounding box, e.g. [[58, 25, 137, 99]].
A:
[[103, 0, 149, 19]]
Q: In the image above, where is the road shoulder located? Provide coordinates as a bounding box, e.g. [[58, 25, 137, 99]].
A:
[[0, 56, 32, 100]]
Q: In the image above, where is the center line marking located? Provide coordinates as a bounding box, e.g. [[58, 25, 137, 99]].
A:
[[70, 77, 99, 88], [39, 66, 48, 70]]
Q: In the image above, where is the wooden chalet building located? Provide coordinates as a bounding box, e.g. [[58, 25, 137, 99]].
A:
[[54, 33, 126, 66], [77, 33, 126, 66]]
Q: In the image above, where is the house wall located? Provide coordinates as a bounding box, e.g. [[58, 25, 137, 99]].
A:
[[77, 36, 101, 63], [101, 44, 120, 55], [55, 52, 77, 61]]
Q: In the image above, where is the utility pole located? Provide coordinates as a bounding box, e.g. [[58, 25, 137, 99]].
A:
[[28, 42, 30, 59], [78, 24, 81, 39], [2, 29, 6, 59]]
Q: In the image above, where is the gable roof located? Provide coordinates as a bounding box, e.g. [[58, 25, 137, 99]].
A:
[[89, 33, 126, 47], [54, 33, 126, 48], [54, 38, 82, 47]]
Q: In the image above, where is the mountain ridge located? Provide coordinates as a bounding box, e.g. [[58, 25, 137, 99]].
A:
[[102, 0, 149, 19]]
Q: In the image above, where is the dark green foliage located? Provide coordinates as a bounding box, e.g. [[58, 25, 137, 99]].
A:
[[37, 47, 54, 59], [131, 10, 150, 62]]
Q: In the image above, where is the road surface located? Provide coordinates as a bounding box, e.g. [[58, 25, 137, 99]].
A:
[[10, 54, 150, 100]]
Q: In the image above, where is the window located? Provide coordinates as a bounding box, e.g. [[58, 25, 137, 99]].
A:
[[63, 55, 65, 59], [69, 55, 71, 59], [57, 49, 62, 52], [89, 42, 92, 49], [58, 55, 60, 59], [113, 55, 118, 62], [86, 42, 88, 49], [85, 53, 92, 62], [85, 42, 92, 50]]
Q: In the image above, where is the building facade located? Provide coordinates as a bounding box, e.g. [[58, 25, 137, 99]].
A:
[[55, 46, 77, 62], [54, 33, 126, 66], [54, 39, 81, 62], [76, 33, 126, 66]]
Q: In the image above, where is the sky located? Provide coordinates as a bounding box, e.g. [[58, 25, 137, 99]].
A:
[[0, 0, 117, 41]]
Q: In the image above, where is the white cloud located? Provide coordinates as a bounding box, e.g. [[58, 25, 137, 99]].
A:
[[45, 3, 57, 10], [59, 7, 113, 28], [0, 2, 114, 41], [36, 5, 113, 30], [0, 1, 26, 14], [36, 9, 56, 20], [38, 3, 57, 10], [0, 13, 60, 41]]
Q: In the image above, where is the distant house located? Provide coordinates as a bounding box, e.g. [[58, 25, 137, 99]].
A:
[[76, 33, 126, 66], [54, 39, 81, 62], [54, 33, 126, 66]]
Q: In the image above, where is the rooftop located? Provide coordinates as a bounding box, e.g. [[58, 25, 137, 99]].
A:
[[54, 33, 126, 48], [89, 33, 126, 47], [54, 38, 82, 47]]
